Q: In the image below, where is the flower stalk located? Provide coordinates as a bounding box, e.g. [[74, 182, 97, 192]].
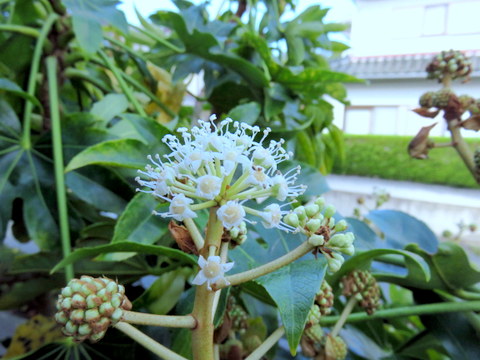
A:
[[244, 326, 285, 360], [122, 311, 196, 328]]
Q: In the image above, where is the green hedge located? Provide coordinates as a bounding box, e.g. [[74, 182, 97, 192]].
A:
[[332, 135, 479, 188]]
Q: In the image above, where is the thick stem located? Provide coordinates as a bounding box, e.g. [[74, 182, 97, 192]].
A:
[[447, 119, 479, 184], [319, 300, 480, 326], [0, 24, 39, 37], [330, 296, 357, 337], [215, 241, 314, 290], [122, 311, 196, 328], [191, 208, 224, 360], [245, 327, 285, 360], [47, 56, 74, 282], [114, 322, 188, 360]]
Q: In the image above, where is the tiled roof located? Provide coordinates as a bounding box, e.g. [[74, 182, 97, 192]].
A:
[[330, 51, 480, 79]]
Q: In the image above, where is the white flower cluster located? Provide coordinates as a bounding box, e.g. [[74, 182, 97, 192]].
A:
[[136, 116, 307, 233]]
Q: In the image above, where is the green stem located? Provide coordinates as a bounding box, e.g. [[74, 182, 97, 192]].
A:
[[447, 119, 479, 184], [122, 311, 196, 328], [47, 56, 75, 282], [330, 296, 357, 337], [0, 24, 39, 37], [455, 289, 480, 301], [97, 50, 146, 117], [131, 25, 184, 54], [216, 241, 314, 290], [21, 13, 58, 149], [184, 217, 205, 250], [244, 326, 285, 360], [47, 56, 74, 282], [319, 300, 480, 326], [191, 208, 224, 360], [104, 35, 149, 62], [121, 71, 176, 118], [114, 322, 188, 360]]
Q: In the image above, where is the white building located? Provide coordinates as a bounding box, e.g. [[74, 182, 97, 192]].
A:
[[330, 0, 480, 137]]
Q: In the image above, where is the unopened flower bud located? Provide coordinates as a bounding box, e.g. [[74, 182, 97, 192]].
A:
[[306, 219, 321, 232], [229, 226, 240, 239], [308, 234, 325, 247], [304, 324, 323, 343], [326, 252, 344, 273], [283, 212, 300, 228], [334, 219, 348, 232], [324, 205, 336, 218], [294, 206, 307, 221], [314, 197, 326, 209], [307, 304, 321, 325], [340, 244, 355, 256], [305, 203, 320, 217]]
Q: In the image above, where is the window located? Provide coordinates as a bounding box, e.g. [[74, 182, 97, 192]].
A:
[[422, 4, 447, 36]]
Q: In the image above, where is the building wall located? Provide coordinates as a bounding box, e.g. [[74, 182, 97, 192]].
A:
[[351, 0, 480, 56], [332, 78, 480, 137]]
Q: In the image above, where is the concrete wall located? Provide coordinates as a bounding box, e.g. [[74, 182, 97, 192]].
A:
[[332, 78, 480, 137]]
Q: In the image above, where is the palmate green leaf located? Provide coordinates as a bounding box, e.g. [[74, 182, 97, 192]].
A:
[[256, 258, 327, 355], [65, 138, 149, 171], [64, 0, 128, 54], [50, 242, 196, 274], [295, 131, 316, 166], [151, 11, 269, 88], [0, 98, 21, 139], [120, 114, 170, 145], [0, 79, 41, 108], [276, 67, 361, 89]]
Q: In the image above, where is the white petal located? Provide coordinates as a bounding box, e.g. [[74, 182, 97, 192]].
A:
[[222, 261, 235, 272], [192, 272, 207, 286], [198, 255, 207, 268]]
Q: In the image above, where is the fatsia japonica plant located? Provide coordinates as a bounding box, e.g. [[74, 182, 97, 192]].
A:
[[2, 0, 480, 359]]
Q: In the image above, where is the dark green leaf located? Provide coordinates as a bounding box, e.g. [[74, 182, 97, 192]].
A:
[[51, 242, 196, 274], [366, 210, 438, 253], [65, 139, 149, 171], [227, 102, 261, 125], [0, 98, 21, 138], [256, 258, 327, 354], [90, 94, 129, 121], [134, 267, 191, 314], [0, 78, 41, 108], [66, 172, 127, 213]]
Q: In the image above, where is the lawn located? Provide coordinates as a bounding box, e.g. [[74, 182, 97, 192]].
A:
[[332, 135, 480, 188]]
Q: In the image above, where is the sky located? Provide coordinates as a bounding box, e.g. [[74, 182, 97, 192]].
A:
[[119, 0, 356, 25]]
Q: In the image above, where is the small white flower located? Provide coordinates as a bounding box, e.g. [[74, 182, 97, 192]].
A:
[[271, 166, 306, 201], [217, 200, 246, 229], [247, 166, 271, 188], [192, 255, 234, 291], [261, 203, 295, 232], [252, 147, 276, 170], [196, 175, 222, 200], [155, 193, 197, 221]]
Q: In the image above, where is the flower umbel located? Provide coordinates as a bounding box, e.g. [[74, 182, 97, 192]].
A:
[[136, 116, 306, 234], [192, 255, 234, 291]]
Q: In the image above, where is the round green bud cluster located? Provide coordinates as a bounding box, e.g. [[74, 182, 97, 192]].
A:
[[426, 50, 472, 82], [228, 301, 248, 332], [228, 221, 248, 248], [284, 197, 355, 273], [307, 304, 322, 325], [315, 281, 334, 316], [458, 95, 475, 110], [341, 270, 381, 315], [324, 334, 347, 360], [432, 88, 456, 109], [304, 324, 324, 344], [419, 91, 436, 108], [55, 276, 132, 342]]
